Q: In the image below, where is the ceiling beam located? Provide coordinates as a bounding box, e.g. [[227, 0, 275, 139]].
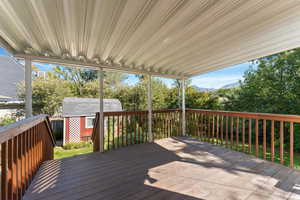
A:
[[0, 36, 16, 55], [14, 54, 186, 79]]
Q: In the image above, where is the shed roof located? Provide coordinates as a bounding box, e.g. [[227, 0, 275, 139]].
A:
[[1, 1, 300, 78], [62, 97, 122, 117]]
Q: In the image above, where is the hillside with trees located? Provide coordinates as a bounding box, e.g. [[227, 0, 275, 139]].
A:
[[222, 48, 300, 115]]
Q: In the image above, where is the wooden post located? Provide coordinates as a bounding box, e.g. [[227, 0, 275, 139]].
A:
[[25, 58, 32, 118], [98, 69, 104, 152], [290, 122, 294, 168], [182, 79, 186, 136], [147, 74, 153, 142]]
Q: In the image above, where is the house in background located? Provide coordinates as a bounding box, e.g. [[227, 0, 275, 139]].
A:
[[62, 97, 122, 145], [0, 56, 24, 120]]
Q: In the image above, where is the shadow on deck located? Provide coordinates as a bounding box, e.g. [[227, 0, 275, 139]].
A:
[[23, 137, 300, 200]]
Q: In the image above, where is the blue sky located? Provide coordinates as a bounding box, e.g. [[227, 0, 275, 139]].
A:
[[0, 47, 253, 89]]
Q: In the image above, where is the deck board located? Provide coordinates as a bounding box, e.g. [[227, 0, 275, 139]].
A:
[[23, 137, 300, 200]]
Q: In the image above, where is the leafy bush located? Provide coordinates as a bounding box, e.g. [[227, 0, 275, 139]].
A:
[[0, 116, 17, 126], [63, 141, 92, 150]]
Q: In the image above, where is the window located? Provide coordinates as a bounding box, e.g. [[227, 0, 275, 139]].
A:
[[85, 117, 95, 128]]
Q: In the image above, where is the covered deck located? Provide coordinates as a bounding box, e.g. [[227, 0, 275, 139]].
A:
[[1, 1, 300, 199], [24, 137, 300, 200]]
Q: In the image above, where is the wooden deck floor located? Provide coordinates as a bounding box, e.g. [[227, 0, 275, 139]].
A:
[[24, 137, 300, 200]]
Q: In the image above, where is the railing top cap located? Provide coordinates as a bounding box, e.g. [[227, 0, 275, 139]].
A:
[[187, 109, 300, 122], [96, 109, 181, 114], [0, 114, 55, 145], [0, 114, 47, 133]]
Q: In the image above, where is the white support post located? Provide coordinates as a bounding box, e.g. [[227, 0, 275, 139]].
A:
[[147, 74, 153, 142], [182, 79, 186, 136], [25, 58, 32, 118], [98, 69, 104, 152]]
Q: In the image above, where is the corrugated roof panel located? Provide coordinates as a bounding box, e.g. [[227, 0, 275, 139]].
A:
[[0, 0, 300, 78]]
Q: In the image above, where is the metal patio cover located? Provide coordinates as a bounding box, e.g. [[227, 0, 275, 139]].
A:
[[0, 0, 300, 79]]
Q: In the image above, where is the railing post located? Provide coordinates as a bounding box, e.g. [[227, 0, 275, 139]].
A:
[[98, 69, 104, 152], [147, 74, 153, 142], [25, 58, 32, 118], [181, 79, 186, 136]]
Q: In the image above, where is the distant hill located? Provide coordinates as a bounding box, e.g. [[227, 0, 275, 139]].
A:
[[221, 82, 240, 89], [192, 81, 240, 92], [192, 85, 216, 92]]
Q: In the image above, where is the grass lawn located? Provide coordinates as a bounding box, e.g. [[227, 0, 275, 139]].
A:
[[54, 145, 93, 159]]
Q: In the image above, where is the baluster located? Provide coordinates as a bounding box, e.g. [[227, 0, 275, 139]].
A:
[[117, 115, 120, 148], [216, 115, 219, 144], [263, 119, 266, 160], [242, 118, 245, 152], [168, 112, 171, 137], [207, 113, 210, 142], [34, 127, 38, 174], [271, 120, 275, 162], [13, 137, 18, 200], [7, 139, 13, 200], [212, 115, 215, 144], [226, 116, 228, 147], [1, 141, 7, 200], [230, 117, 234, 148], [255, 119, 259, 157], [122, 114, 124, 146], [112, 115, 115, 149], [220, 115, 223, 145], [146, 113, 149, 141], [203, 113, 206, 140], [107, 116, 110, 150], [134, 113, 137, 142], [163, 113, 166, 138], [21, 133, 25, 194], [140, 113, 143, 143], [204, 113, 207, 141], [248, 119, 252, 153], [29, 128, 33, 183], [137, 114, 140, 143], [208, 115, 211, 142], [200, 113, 203, 140], [126, 114, 129, 146], [280, 121, 284, 164], [236, 117, 239, 150], [18, 134, 22, 199], [139, 113, 141, 142]]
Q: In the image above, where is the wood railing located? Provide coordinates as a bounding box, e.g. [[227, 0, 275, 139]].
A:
[[152, 109, 182, 139], [92, 109, 182, 152], [186, 109, 300, 168], [92, 108, 300, 169], [0, 115, 55, 200]]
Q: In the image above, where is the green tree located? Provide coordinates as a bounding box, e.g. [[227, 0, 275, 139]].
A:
[[112, 78, 169, 110], [225, 49, 300, 114], [166, 86, 220, 109], [18, 77, 73, 115], [53, 66, 98, 96]]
